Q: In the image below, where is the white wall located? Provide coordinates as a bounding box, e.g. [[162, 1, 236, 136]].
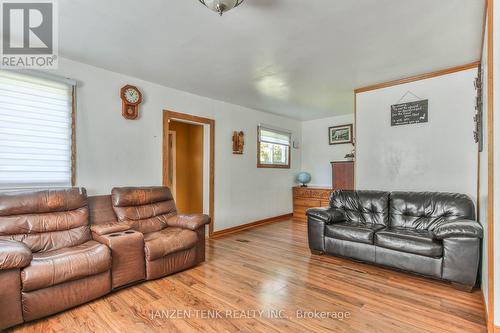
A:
[[494, 2, 500, 325], [301, 114, 354, 187], [52, 58, 301, 232], [356, 69, 478, 201]]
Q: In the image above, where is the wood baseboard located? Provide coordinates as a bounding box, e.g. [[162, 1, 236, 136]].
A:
[[210, 213, 293, 238], [481, 288, 489, 331], [483, 288, 497, 333]]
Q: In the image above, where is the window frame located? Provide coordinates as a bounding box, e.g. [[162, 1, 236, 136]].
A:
[[71, 86, 76, 186], [257, 125, 291, 169]]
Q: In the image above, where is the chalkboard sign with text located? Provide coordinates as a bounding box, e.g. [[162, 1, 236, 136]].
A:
[[391, 100, 428, 126]]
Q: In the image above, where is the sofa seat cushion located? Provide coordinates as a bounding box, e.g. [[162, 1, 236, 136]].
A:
[[144, 228, 198, 261], [21, 240, 111, 292], [375, 228, 443, 258], [325, 222, 385, 245]]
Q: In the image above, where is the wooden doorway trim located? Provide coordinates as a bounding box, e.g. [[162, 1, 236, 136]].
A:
[[163, 110, 215, 236], [486, 0, 494, 331]]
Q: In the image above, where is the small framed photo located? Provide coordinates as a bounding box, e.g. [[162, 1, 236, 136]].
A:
[[329, 124, 353, 145]]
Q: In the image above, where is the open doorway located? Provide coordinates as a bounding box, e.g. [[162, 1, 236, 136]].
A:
[[168, 120, 203, 214], [163, 110, 215, 235]]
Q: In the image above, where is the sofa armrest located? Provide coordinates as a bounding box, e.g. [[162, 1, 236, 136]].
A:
[[167, 214, 210, 231], [433, 219, 483, 240], [306, 207, 346, 224], [91, 223, 131, 236], [0, 240, 32, 270]]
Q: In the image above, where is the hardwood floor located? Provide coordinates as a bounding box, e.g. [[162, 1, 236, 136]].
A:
[[10, 220, 486, 333]]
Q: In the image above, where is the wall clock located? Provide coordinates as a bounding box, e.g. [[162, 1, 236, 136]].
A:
[[120, 85, 143, 120]]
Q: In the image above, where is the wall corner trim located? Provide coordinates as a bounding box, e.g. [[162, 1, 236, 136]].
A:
[[354, 62, 481, 94]]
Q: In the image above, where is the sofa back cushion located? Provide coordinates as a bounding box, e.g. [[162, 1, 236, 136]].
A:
[[0, 188, 90, 252], [389, 191, 475, 230], [111, 186, 177, 234], [330, 190, 390, 226], [88, 195, 117, 225]]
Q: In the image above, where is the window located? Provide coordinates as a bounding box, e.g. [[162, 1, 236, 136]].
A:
[[257, 125, 291, 168], [0, 70, 75, 190]]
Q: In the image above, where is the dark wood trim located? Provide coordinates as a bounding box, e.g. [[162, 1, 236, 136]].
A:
[[210, 213, 293, 238], [163, 110, 215, 236], [165, 110, 215, 127], [257, 163, 291, 169], [256, 159, 291, 169], [71, 86, 76, 187], [354, 62, 481, 94], [353, 91, 357, 189], [486, 0, 494, 331]]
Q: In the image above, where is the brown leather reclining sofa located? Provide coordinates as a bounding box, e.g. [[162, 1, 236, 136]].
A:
[[0, 186, 209, 330]]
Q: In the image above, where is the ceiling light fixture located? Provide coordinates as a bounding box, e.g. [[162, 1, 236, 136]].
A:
[[198, 0, 244, 16]]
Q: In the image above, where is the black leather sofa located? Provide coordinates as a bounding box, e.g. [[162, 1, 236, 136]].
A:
[[307, 190, 483, 290]]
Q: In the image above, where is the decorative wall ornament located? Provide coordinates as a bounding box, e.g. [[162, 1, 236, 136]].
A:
[[329, 124, 353, 145], [120, 85, 142, 120], [344, 138, 356, 161], [474, 65, 484, 152], [232, 131, 244, 154]]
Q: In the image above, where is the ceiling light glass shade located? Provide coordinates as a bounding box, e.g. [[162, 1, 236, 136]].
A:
[[198, 0, 244, 16]]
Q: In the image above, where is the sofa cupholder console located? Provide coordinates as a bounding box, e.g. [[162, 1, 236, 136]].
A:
[[92, 228, 146, 289]]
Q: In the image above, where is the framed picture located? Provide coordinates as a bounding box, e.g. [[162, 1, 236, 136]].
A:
[[329, 124, 353, 145]]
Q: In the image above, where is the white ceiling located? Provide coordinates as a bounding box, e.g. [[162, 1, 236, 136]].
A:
[[60, 0, 485, 120]]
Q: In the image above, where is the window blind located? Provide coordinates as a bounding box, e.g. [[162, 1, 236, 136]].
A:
[[259, 126, 291, 145], [0, 70, 74, 190]]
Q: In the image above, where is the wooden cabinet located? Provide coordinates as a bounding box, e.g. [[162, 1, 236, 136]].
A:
[[331, 161, 354, 190], [292, 187, 332, 221]]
